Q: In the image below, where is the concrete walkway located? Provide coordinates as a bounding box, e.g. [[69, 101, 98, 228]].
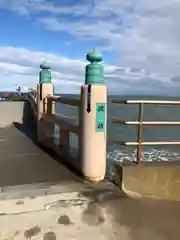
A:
[[0, 186, 180, 240], [0, 123, 81, 187], [0, 124, 180, 240], [0, 101, 180, 239]]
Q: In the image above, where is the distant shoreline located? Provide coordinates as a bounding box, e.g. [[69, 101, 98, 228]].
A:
[[0, 91, 180, 100]]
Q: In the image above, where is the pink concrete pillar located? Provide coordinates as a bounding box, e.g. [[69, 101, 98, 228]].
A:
[[37, 83, 54, 142], [79, 50, 107, 182], [79, 84, 107, 181]]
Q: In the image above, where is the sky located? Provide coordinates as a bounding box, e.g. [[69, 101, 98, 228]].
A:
[[0, 0, 180, 95]]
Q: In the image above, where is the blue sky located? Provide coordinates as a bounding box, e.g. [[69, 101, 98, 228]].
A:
[[0, 0, 180, 95]]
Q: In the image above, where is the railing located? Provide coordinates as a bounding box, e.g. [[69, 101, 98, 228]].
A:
[[28, 88, 37, 98], [112, 99, 180, 164], [44, 94, 80, 142], [28, 88, 37, 119], [26, 49, 108, 182]]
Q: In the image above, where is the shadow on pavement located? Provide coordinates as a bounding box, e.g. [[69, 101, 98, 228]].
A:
[[12, 101, 82, 183], [13, 101, 37, 144]]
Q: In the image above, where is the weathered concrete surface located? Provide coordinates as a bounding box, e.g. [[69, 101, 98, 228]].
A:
[[115, 161, 180, 201], [0, 188, 180, 240]]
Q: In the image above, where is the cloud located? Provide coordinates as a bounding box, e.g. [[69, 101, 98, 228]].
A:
[[0, 0, 180, 94], [0, 45, 86, 93], [0, 45, 177, 95], [3, 0, 179, 77]]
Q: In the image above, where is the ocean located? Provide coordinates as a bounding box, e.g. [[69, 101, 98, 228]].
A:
[[55, 94, 180, 174]]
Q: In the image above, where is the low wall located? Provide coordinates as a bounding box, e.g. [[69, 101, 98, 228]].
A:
[[28, 96, 37, 120], [115, 161, 180, 201], [0, 101, 34, 127]]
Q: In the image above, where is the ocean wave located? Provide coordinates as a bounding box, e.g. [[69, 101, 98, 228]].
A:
[[107, 148, 180, 180], [54, 127, 180, 180], [107, 148, 180, 162], [55, 126, 180, 162]]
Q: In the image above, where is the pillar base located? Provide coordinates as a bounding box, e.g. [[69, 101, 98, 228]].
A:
[[84, 175, 105, 182]]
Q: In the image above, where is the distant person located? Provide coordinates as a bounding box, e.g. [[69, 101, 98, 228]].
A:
[[17, 86, 21, 100]]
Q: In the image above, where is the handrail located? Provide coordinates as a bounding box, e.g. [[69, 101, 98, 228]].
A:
[[112, 99, 180, 164], [45, 95, 80, 136], [43, 113, 79, 135], [112, 120, 180, 125], [27, 93, 81, 137], [114, 141, 180, 146], [112, 100, 180, 104], [47, 95, 80, 107]]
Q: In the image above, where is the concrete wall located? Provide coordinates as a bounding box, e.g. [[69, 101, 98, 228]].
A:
[[28, 96, 37, 120], [115, 161, 180, 201], [0, 101, 34, 127]]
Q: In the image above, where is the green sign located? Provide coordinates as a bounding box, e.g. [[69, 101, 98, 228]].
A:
[[96, 103, 105, 132]]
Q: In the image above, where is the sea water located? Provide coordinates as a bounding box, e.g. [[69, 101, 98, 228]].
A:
[[54, 94, 180, 177]]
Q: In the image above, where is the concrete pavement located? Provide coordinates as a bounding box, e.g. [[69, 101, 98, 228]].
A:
[[0, 188, 179, 240], [0, 101, 180, 239]]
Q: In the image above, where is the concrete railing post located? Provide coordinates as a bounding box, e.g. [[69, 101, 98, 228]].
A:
[[79, 50, 107, 181], [59, 129, 69, 148], [37, 63, 54, 143]]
